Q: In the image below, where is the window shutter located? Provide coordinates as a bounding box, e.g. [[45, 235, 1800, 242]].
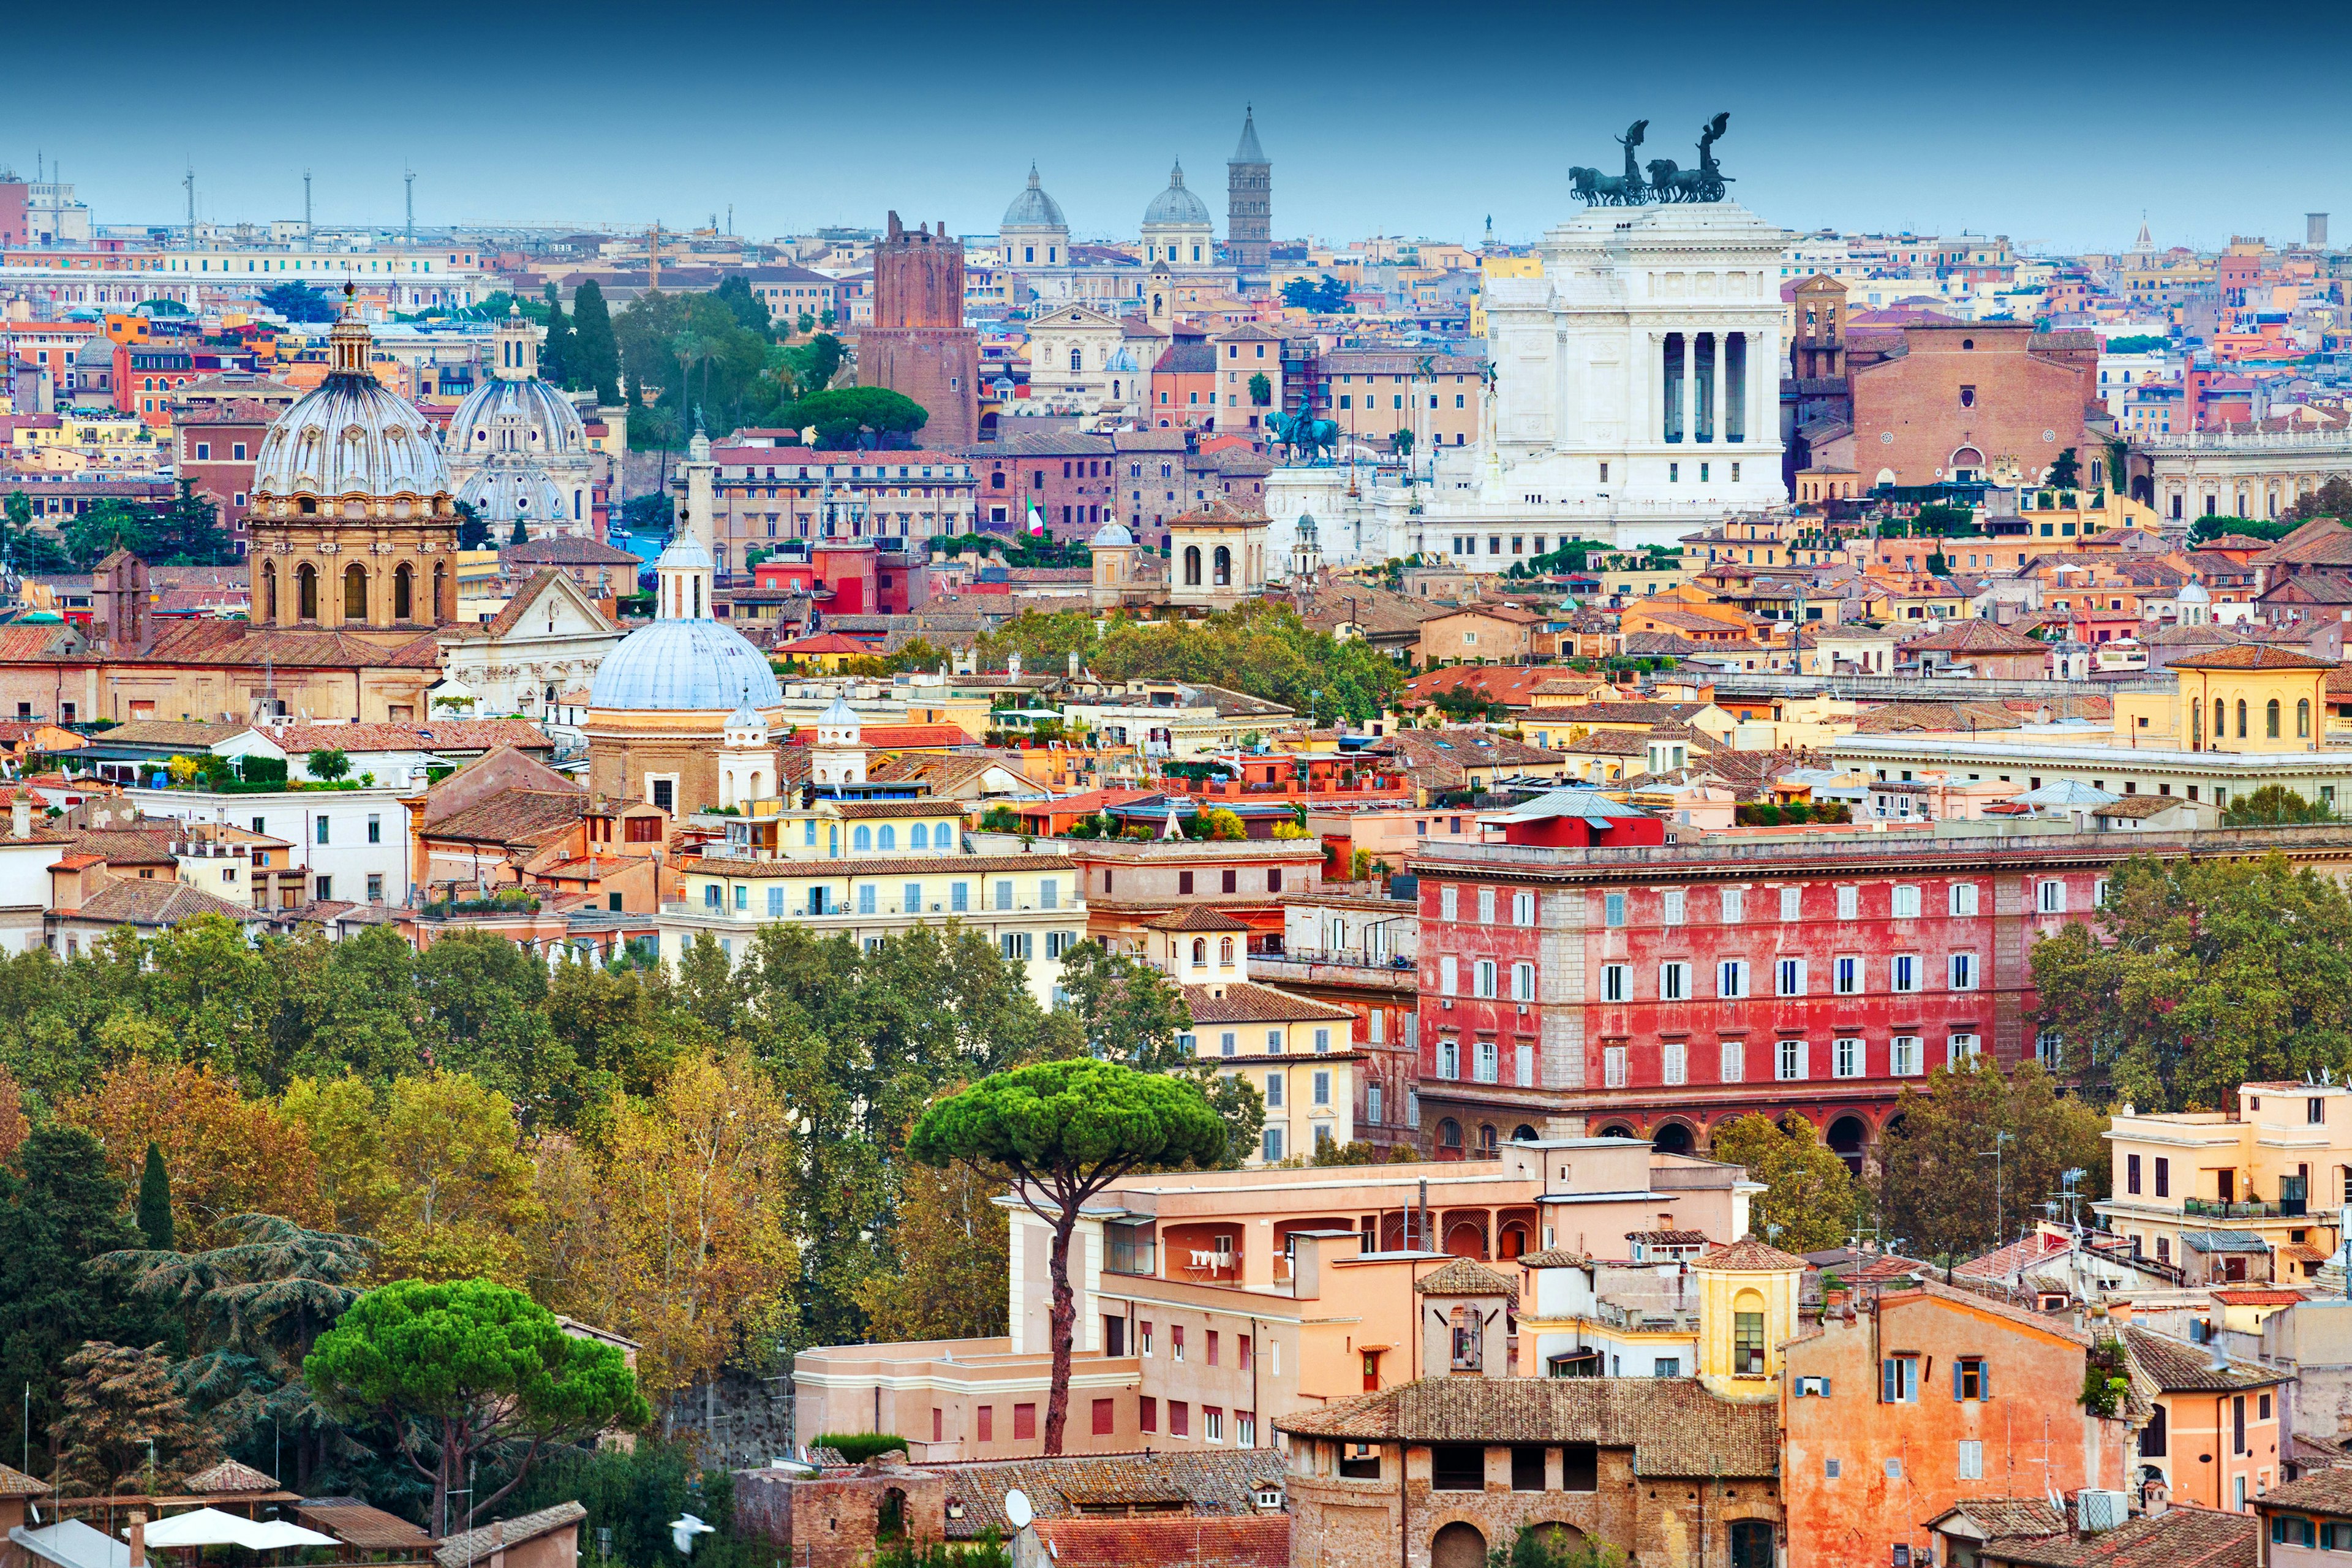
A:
[[1952, 1362, 1963, 1401], [1980, 1365, 1990, 1400], [1820, 1376, 1830, 1398]]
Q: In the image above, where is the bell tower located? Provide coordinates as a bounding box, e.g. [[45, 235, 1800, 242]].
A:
[[492, 303, 540, 382]]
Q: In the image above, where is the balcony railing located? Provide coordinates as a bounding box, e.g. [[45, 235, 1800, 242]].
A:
[[2182, 1196, 2304, 1219]]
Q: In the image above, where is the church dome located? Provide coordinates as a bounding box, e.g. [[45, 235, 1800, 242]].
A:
[[251, 310, 450, 504], [1002, 164, 1067, 231], [450, 377, 590, 462], [1090, 517, 1134, 547], [1143, 162, 1211, 228], [458, 458, 570, 530], [589, 618, 781, 712]]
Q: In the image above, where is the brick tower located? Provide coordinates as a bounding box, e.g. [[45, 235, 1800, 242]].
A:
[[864, 212, 979, 447], [1226, 107, 1271, 275]]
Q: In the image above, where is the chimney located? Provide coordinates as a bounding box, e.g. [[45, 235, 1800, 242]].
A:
[[10, 793, 28, 839], [127, 1511, 146, 1568]]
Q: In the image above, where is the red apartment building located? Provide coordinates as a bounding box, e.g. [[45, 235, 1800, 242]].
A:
[[966, 430, 1120, 537], [1403, 817, 2291, 1169], [171, 375, 298, 551]]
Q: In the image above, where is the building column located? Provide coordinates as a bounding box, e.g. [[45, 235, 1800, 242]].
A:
[[1708, 331, 1727, 445]]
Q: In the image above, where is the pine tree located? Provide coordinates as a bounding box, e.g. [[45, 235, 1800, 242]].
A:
[[570, 281, 620, 406], [510, 517, 529, 545], [540, 284, 573, 388], [137, 1141, 172, 1250], [50, 1340, 222, 1494]]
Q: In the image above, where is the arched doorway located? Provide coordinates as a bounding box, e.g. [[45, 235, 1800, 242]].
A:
[[1597, 1123, 1636, 1139], [1525, 1525, 1589, 1559], [1652, 1122, 1694, 1156], [1432, 1523, 1486, 1568], [1512, 1124, 1538, 1143], [343, 563, 368, 621], [1444, 1218, 1488, 1259], [394, 563, 415, 620], [1949, 446, 1986, 481], [1213, 545, 1233, 586], [262, 562, 276, 621], [1729, 1521, 1775, 1568], [1828, 1115, 1868, 1177], [1498, 1221, 1531, 1260], [295, 564, 318, 620]]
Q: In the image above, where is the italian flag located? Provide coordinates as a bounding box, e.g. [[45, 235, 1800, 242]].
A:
[[1027, 503, 1046, 535]]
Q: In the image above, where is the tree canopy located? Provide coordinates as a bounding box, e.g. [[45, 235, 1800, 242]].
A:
[[2223, 783, 2334, 827], [1874, 1059, 2109, 1267], [1705, 1114, 1860, 1254]]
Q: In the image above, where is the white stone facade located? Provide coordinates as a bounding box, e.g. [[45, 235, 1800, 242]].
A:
[[1422, 200, 1790, 551], [2138, 429, 2352, 524]]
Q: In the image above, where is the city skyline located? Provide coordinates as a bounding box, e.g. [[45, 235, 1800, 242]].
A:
[[5, 0, 2351, 253]]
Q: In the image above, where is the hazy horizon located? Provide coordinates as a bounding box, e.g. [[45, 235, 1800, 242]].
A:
[[6, 0, 2348, 255]]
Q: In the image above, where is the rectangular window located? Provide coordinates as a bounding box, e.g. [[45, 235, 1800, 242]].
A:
[[315, 817, 330, 844], [1474, 960, 1498, 998], [952, 881, 969, 912], [1441, 886, 1458, 920], [367, 874, 384, 903], [1834, 956, 1861, 995], [768, 886, 785, 917], [1777, 957, 1806, 996], [1265, 1072, 1283, 1107], [1314, 1027, 1331, 1053], [1014, 1403, 1038, 1440], [1474, 1041, 1499, 1083], [1719, 1040, 1744, 1083], [2128, 1153, 2142, 1195], [1169, 1401, 1189, 1438], [1040, 878, 1059, 910], [1604, 1046, 1627, 1088], [1958, 1439, 1983, 1480], [1477, 888, 1495, 924], [1948, 1033, 1980, 1066], [1662, 1042, 1686, 1085], [1604, 892, 1626, 927], [1834, 1037, 1861, 1078], [859, 884, 878, 914], [1881, 1356, 1918, 1403], [1720, 887, 1744, 923], [1182, 870, 1197, 896], [1440, 956, 1458, 995], [1092, 1398, 1114, 1437], [1204, 1406, 1223, 1443], [1512, 891, 1536, 925], [735, 885, 750, 912], [1660, 961, 1689, 1001], [1661, 889, 1685, 925], [2155, 1157, 2169, 1197], [1891, 1035, 1922, 1076], [1779, 886, 1802, 921], [979, 1404, 995, 1441], [366, 813, 382, 845], [1512, 962, 1535, 1001], [1439, 1040, 1458, 1079], [1948, 952, 1977, 990], [1891, 884, 1921, 919], [1733, 1312, 1766, 1374], [1950, 881, 1980, 916], [1955, 1357, 1987, 1401], [1892, 954, 1919, 993], [1777, 1039, 1807, 1081], [1836, 885, 1859, 920], [1602, 963, 1629, 1003], [2039, 879, 2067, 914], [1313, 1071, 1331, 1106], [1717, 959, 1747, 998], [995, 880, 1014, 910]]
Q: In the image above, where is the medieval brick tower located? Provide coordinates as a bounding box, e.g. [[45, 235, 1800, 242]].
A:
[[1226, 107, 1271, 274], [864, 213, 979, 447]]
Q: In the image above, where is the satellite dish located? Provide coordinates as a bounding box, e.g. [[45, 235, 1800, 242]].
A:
[[1004, 1490, 1034, 1531]]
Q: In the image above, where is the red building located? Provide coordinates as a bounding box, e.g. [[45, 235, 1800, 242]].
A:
[[1405, 813, 2216, 1167], [1148, 336, 1219, 431], [170, 375, 298, 552], [751, 541, 914, 616], [862, 213, 978, 447], [967, 430, 1120, 538], [118, 342, 201, 424]]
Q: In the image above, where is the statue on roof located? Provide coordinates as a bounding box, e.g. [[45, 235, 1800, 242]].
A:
[[1572, 114, 1733, 205]]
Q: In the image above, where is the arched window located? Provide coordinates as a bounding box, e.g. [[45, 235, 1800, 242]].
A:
[[262, 562, 277, 621], [1191, 937, 1208, 967], [877, 825, 897, 851], [393, 563, 414, 621], [2238, 699, 2249, 739], [344, 564, 367, 620], [433, 562, 447, 619], [1213, 545, 1232, 586], [295, 563, 318, 620], [2215, 698, 2226, 743], [1068, 348, 1082, 372], [1183, 546, 1202, 586], [1437, 1118, 1463, 1152], [1218, 937, 1234, 965], [2268, 698, 2282, 739], [852, 825, 872, 851], [2299, 698, 2313, 739], [909, 823, 929, 850]]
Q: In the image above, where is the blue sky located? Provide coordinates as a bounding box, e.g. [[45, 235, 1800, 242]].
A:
[[5, 1, 2348, 254]]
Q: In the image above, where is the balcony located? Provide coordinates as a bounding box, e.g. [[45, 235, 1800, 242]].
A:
[[2182, 1196, 2305, 1220]]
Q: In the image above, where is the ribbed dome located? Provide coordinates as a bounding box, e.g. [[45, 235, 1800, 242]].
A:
[[458, 456, 570, 529], [1143, 162, 1212, 228], [1090, 517, 1134, 547], [589, 619, 782, 712], [451, 377, 589, 460], [251, 373, 450, 502], [1002, 164, 1067, 231]]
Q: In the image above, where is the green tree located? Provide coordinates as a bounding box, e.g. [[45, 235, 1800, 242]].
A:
[[307, 747, 352, 782], [2288, 476, 2352, 525], [2046, 447, 2081, 489], [783, 386, 929, 450], [909, 1061, 1225, 1453], [1392, 428, 1415, 459], [1874, 1060, 2109, 1269], [539, 284, 574, 388], [260, 282, 339, 323], [455, 499, 492, 550], [2224, 783, 2333, 826], [712, 274, 772, 338], [1248, 371, 1272, 407], [63, 498, 155, 567], [2029, 851, 2352, 1110], [1705, 1114, 1858, 1254], [137, 1141, 173, 1250], [1090, 599, 1403, 723], [1314, 275, 1351, 312], [304, 1276, 649, 1537], [851, 1156, 1010, 1343], [569, 279, 621, 405]]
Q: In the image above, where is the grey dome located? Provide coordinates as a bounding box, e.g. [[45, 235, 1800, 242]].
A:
[[589, 619, 782, 712], [1002, 164, 1067, 231], [1090, 517, 1134, 547], [451, 377, 589, 460], [1144, 162, 1212, 228], [252, 374, 450, 501], [458, 455, 570, 528]]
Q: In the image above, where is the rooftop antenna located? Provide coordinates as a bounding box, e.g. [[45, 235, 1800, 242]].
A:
[[183, 163, 196, 250], [404, 168, 415, 245], [304, 169, 312, 236]]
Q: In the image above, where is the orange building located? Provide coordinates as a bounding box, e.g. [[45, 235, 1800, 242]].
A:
[[2123, 1321, 2286, 1516]]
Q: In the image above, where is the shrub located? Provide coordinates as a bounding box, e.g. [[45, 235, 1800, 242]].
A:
[[818, 1432, 909, 1464], [241, 755, 288, 785]]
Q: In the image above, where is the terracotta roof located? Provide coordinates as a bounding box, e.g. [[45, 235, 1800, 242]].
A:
[[935, 1449, 1283, 1536], [434, 1503, 587, 1568], [1626, 1229, 1710, 1245], [1180, 981, 1355, 1025], [1144, 906, 1255, 933], [2211, 1287, 2307, 1306], [295, 1499, 434, 1551], [500, 537, 643, 566], [184, 1459, 280, 1493], [821, 801, 961, 819], [1906, 619, 2049, 654], [1692, 1238, 1809, 1272], [1403, 665, 1564, 709], [70, 878, 267, 927], [1513, 1247, 1591, 1268], [423, 790, 584, 847], [2263, 1464, 2352, 1514], [1273, 1376, 1778, 1477], [273, 720, 552, 755], [1853, 701, 2023, 734], [2124, 1324, 2290, 1392], [1979, 1504, 2254, 1568], [1413, 1257, 1518, 1297], [0, 1461, 42, 1497], [140, 620, 445, 669], [1932, 1498, 2068, 1542], [92, 718, 256, 748], [2169, 644, 2337, 671]]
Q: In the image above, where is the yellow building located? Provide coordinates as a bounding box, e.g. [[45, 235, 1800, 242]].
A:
[[1471, 252, 1543, 337], [1147, 908, 1360, 1166], [1689, 1239, 1804, 1402], [2171, 644, 2331, 753], [2094, 1082, 2350, 1281]]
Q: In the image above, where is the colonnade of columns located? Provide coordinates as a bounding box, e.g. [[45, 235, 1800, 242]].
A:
[[1655, 330, 1759, 445]]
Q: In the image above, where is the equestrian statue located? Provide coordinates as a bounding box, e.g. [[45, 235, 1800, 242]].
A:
[[1574, 113, 1733, 205], [1268, 393, 1340, 465]]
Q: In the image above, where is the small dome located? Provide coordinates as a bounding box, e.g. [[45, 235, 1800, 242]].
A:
[[589, 619, 781, 712], [726, 702, 764, 729], [818, 694, 859, 728], [451, 378, 589, 461], [1090, 517, 1134, 547], [2177, 579, 2211, 602], [656, 531, 713, 572], [1001, 164, 1067, 232], [1144, 162, 1212, 228], [458, 455, 570, 529]]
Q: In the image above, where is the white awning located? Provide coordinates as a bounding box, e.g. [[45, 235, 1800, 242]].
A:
[[134, 1510, 337, 1551]]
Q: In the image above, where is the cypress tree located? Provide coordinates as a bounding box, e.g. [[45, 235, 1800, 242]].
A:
[[570, 280, 620, 406], [137, 1141, 173, 1250], [539, 284, 573, 388]]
